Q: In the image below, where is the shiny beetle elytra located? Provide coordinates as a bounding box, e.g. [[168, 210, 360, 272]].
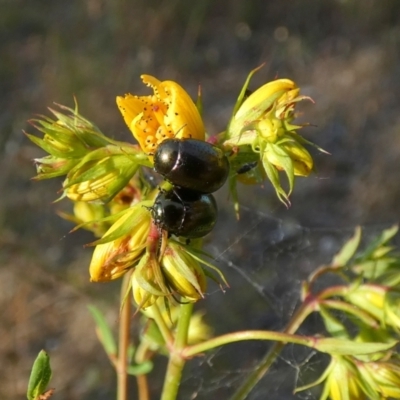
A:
[[151, 188, 218, 238], [153, 138, 229, 194]]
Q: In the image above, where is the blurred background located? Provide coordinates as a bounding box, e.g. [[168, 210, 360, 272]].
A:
[[2, 0, 400, 399]]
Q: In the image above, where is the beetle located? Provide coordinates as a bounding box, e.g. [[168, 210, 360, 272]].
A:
[[151, 187, 218, 238], [153, 138, 229, 194]]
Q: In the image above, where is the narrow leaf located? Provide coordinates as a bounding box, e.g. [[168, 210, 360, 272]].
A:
[[126, 361, 153, 376], [314, 338, 396, 355], [87, 305, 117, 356], [27, 350, 52, 400], [332, 226, 362, 267]]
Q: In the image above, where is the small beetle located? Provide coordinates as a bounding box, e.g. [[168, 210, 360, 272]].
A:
[[153, 138, 229, 194], [151, 188, 218, 238]]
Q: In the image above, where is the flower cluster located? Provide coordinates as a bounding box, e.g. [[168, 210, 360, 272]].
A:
[[297, 225, 400, 399], [222, 66, 325, 207], [298, 354, 400, 400], [28, 69, 318, 310]]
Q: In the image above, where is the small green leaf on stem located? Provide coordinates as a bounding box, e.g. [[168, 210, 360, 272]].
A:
[[27, 350, 52, 400], [332, 226, 361, 267], [88, 305, 117, 357], [314, 337, 396, 355], [127, 361, 153, 376]]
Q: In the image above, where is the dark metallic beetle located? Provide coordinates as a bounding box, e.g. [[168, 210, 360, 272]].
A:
[[151, 188, 218, 238], [153, 138, 230, 194]]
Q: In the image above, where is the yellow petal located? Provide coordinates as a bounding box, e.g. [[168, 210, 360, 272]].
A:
[[282, 141, 313, 176], [235, 79, 297, 120], [117, 75, 205, 154], [158, 80, 205, 141], [89, 208, 151, 282]]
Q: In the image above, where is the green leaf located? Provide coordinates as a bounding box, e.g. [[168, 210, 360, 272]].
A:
[[332, 226, 362, 267], [230, 64, 265, 120], [314, 337, 396, 355], [262, 154, 290, 206], [268, 143, 294, 193], [319, 306, 350, 339], [27, 350, 52, 400], [359, 225, 398, 262], [87, 305, 117, 357], [126, 360, 153, 376], [354, 258, 398, 280]]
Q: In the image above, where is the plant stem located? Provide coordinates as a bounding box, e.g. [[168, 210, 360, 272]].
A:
[[230, 298, 314, 400], [161, 302, 194, 400], [228, 283, 353, 399], [137, 374, 150, 400], [117, 274, 132, 400], [151, 302, 174, 345], [184, 330, 316, 358]]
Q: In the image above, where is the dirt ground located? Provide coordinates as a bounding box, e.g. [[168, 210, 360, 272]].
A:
[[2, 1, 400, 399]]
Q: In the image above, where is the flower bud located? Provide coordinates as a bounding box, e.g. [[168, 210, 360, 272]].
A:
[[161, 241, 207, 301], [131, 267, 159, 310], [296, 356, 367, 400], [187, 311, 212, 344], [71, 201, 108, 237], [223, 68, 322, 206], [27, 103, 112, 179], [263, 140, 313, 178], [345, 284, 400, 331], [66, 170, 121, 202], [358, 361, 400, 398], [64, 147, 140, 203], [346, 284, 386, 322], [89, 204, 151, 282], [131, 251, 168, 309], [231, 79, 297, 133]]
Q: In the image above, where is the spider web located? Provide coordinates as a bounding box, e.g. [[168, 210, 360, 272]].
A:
[[172, 185, 391, 400]]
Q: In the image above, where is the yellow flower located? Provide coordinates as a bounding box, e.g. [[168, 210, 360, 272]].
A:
[[89, 204, 151, 282], [117, 75, 205, 154]]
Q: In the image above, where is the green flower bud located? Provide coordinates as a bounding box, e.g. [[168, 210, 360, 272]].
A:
[[131, 251, 167, 309], [27, 103, 112, 179], [161, 241, 207, 301], [359, 360, 400, 398], [223, 67, 324, 207], [63, 146, 141, 203]]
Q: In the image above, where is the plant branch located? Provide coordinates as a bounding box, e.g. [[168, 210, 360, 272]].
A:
[[117, 274, 132, 400], [161, 302, 194, 400]]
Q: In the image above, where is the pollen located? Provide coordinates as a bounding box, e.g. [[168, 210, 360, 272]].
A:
[[155, 126, 172, 142]]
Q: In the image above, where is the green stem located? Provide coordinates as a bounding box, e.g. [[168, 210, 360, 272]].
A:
[[230, 297, 315, 400], [184, 330, 316, 358], [161, 302, 194, 400], [228, 283, 354, 400], [151, 302, 174, 345], [117, 274, 132, 400]]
